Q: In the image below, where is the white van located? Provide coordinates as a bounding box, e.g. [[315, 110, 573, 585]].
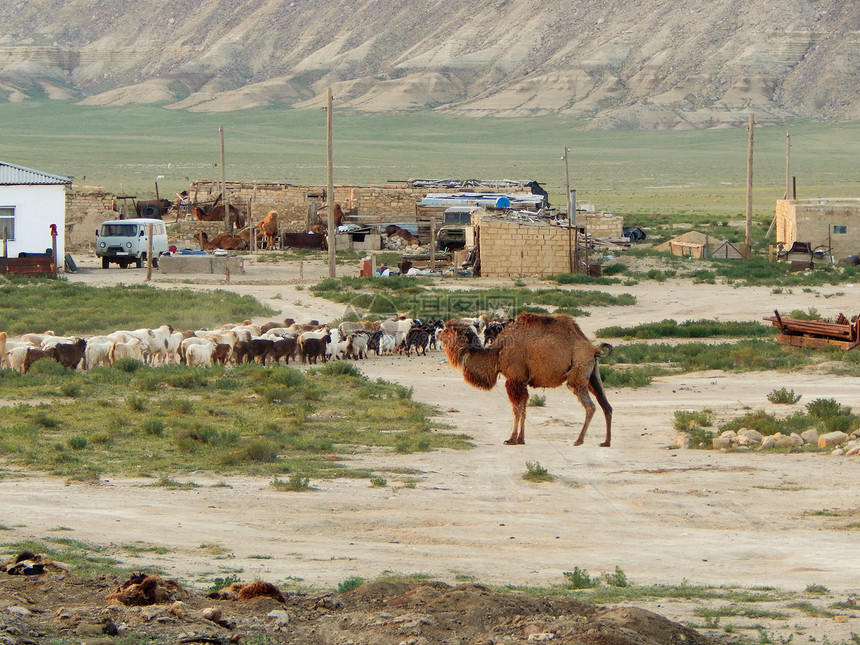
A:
[[96, 218, 169, 268]]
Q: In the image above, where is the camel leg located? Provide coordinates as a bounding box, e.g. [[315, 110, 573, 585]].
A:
[[504, 380, 528, 445], [588, 366, 613, 447], [570, 383, 597, 446]]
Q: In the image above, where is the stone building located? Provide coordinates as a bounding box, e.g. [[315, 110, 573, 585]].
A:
[[474, 210, 622, 278], [775, 198, 860, 260]]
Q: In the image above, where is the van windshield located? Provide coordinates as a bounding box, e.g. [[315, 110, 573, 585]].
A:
[[101, 224, 138, 236]]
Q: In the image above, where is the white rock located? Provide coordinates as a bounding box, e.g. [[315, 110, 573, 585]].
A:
[[818, 431, 849, 448], [712, 436, 733, 449], [760, 435, 776, 449], [831, 448, 845, 456], [801, 429, 820, 445], [736, 434, 760, 447], [267, 609, 291, 626], [773, 433, 801, 448], [738, 428, 764, 443]]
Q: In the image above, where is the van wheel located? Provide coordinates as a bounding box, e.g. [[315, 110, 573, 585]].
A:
[[136, 255, 144, 268], [152, 255, 160, 268], [102, 257, 110, 269]]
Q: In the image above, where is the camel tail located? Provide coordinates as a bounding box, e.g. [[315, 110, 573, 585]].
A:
[[596, 342, 613, 358]]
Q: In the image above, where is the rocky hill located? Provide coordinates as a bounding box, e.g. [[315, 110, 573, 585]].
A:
[[0, 0, 857, 128]]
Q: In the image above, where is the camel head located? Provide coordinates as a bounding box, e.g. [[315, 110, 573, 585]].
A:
[[438, 320, 484, 368]]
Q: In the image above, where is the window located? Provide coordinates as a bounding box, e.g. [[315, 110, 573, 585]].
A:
[[833, 225, 847, 234], [0, 206, 14, 241]]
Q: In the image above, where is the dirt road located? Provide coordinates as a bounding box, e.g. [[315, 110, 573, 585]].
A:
[[2, 256, 858, 640]]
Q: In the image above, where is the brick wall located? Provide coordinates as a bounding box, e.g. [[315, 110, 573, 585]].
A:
[[65, 189, 120, 253], [585, 212, 623, 238], [476, 211, 622, 278], [477, 215, 576, 278]]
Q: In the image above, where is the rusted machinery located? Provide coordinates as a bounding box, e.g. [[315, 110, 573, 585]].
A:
[[764, 309, 860, 350]]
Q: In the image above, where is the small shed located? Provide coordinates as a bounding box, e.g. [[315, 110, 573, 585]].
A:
[[0, 162, 71, 269]]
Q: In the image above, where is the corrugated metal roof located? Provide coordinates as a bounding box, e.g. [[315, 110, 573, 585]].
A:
[[0, 162, 71, 186]]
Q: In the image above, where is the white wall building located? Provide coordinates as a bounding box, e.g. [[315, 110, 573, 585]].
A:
[[0, 161, 72, 262]]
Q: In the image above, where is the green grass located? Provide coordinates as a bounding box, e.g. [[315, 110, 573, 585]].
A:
[[596, 319, 773, 339], [1, 537, 133, 578], [0, 279, 275, 336], [2, 102, 858, 217], [310, 279, 635, 320], [0, 363, 471, 480]]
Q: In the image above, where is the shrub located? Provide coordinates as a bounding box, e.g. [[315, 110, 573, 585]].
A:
[[114, 358, 144, 373], [126, 394, 146, 411], [369, 476, 387, 487], [806, 398, 846, 419], [603, 566, 629, 587], [522, 461, 555, 483], [674, 410, 713, 432], [563, 567, 598, 589], [319, 361, 363, 378], [272, 474, 311, 492], [244, 439, 279, 462], [141, 418, 165, 436], [337, 577, 365, 594], [528, 394, 547, 407], [60, 382, 82, 398], [767, 388, 802, 405], [67, 435, 88, 450]]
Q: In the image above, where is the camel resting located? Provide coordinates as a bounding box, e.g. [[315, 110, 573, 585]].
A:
[[439, 312, 613, 447]]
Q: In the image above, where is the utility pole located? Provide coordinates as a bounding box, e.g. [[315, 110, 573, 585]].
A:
[[745, 113, 754, 257], [564, 146, 572, 273], [219, 126, 230, 231], [785, 129, 791, 200], [326, 88, 336, 278]]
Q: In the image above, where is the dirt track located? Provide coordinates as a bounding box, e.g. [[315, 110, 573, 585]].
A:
[[2, 255, 859, 641]]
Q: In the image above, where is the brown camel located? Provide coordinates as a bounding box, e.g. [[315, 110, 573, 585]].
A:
[[439, 312, 613, 447], [194, 230, 248, 251], [256, 210, 279, 249]]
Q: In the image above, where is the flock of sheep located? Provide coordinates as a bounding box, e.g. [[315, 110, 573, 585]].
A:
[[0, 315, 502, 374]]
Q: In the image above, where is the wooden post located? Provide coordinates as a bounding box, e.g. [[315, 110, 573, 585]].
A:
[[326, 88, 336, 278], [51, 230, 58, 278], [219, 126, 230, 232], [785, 130, 791, 200], [745, 113, 754, 258], [146, 224, 153, 281], [564, 145, 573, 273], [430, 216, 436, 270]]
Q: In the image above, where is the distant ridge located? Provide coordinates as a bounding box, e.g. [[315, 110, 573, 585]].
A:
[[0, 0, 856, 128]]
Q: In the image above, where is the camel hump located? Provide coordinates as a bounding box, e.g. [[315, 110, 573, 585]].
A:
[[515, 312, 558, 326]]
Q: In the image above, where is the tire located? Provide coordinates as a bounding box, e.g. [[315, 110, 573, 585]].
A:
[[102, 257, 110, 269], [152, 255, 160, 268], [136, 255, 144, 268], [140, 204, 160, 218]]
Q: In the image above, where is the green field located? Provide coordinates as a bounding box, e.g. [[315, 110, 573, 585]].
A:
[[1, 101, 858, 217]]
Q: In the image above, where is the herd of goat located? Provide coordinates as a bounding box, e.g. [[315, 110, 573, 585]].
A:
[[0, 315, 510, 374]]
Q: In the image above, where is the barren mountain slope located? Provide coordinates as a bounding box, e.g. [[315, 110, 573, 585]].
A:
[[0, 0, 856, 127]]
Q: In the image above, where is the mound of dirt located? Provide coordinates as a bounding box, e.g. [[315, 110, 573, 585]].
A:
[[0, 569, 714, 644]]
